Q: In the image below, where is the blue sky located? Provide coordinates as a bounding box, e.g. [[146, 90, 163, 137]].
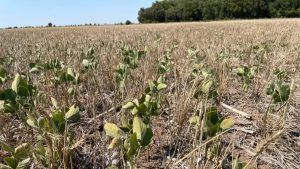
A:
[[0, 0, 155, 28]]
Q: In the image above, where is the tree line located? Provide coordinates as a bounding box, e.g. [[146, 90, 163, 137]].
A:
[[3, 20, 134, 30], [138, 0, 300, 23]]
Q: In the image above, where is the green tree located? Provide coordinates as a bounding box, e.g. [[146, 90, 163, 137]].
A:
[[125, 20, 132, 25], [47, 22, 53, 27], [137, 0, 300, 23]]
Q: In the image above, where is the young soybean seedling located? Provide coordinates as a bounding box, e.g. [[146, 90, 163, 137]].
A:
[[189, 107, 234, 162], [26, 99, 80, 169], [262, 68, 291, 136], [115, 48, 146, 96], [189, 107, 234, 138], [28, 58, 64, 74], [157, 46, 177, 83], [43, 58, 64, 72], [104, 80, 167, 168], [121, 48, 145, 69], [187, 47, 200, 61], [0, 73, 36, 116], [236, 66, 256, 92], [81, 47, 97, 70], [266, 68, 291, 104], [193, 66, 219, 101], [266, 80, 291, 104]]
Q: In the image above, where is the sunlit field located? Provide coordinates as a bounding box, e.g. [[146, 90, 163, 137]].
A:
[[0, 19, 299, 169]]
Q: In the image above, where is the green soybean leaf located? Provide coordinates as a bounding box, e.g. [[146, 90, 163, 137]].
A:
[[0, 140, 14, 153], [140, 127, 153, 147], [11, 74, 21, 93], [157, 83, 167, 90], [104, 123, 121, 138], [237, 67, 245, 77], [122, 101, 134, 109], [33, 142, 48, 167], [206, 123, 220, 137], [3, 102, 18, 113], [266, 80, 275, 95], [137, 103, 147, 115], [50, 97, 58, 109], [67, 87, 75, 95], [108, 137, 122, 149], [131, 107, 139, 115], [75, 74, 80, 84], [3, 157, 17, 169], [82, 59, 90, 68], [189, 116, 199, 125], [220, 118, 235, 129], [52, 111, 65, 134], [67, 68, 75, 78], [206, 107, 219, 125], [0, 100, 4, 110], [133, 116, 146, 141], [120, 116, 130, 132], [26, 119, 38, 129], [14, 143, 31, 160], [65, 105, 80, 123], [157, 75, 164, 83], [274, 81, 290, 103], [29, 67, 40, 73], [29, 62, 42, 73], [37, 117, 50, 131], [0, 68, 7, 78], [16, 158, 30, 169], [17, 86, 30, 97], [0, 164, 12, 169], [0, 89, 17, 101], [249, 67, 256, 79], [145, 95, 151, 103], [124, 133, 139, 160], [201, 80, 213, 94], [11, 74, 31, 97]]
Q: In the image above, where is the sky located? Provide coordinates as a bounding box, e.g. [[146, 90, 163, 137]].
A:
[[0, 0, 155, 28]]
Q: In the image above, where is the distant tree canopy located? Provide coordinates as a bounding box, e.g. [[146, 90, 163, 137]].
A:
[[125, 20, 132, 25], [138, 0, 300, 23]]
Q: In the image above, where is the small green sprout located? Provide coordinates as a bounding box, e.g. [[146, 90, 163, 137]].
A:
[[236, 66, 256, 92], [104, 81, 165, 167], [266, 79, 290, 103], [115, 48, 146, 95], [187, 47, 200, 60], [193, 67, 219, 100], [0, 68, 8, 84], [81, 47, 97, 70]]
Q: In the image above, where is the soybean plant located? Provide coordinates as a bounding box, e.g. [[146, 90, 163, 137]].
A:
[[115, 48, 145, 96], [104, 79, 167, 168], [26, 98, 80, 169], [0, 141, 31, 169], [262, 68, 291, 134], [236, 66, 256, 92]]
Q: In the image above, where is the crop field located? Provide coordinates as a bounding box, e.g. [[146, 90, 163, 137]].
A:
[[0, 19, 300, 169]]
